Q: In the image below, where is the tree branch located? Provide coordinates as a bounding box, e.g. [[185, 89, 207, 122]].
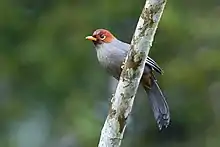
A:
[[98, 0, 167, 146]]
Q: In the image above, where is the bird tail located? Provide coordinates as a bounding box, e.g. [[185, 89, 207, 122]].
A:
[[143, 74, 170, 130]]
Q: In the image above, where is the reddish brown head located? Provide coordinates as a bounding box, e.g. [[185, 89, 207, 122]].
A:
[[85, 29, 115, 44]]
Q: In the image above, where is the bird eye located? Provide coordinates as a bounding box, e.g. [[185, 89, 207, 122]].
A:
[[100, 34, 106, 40]]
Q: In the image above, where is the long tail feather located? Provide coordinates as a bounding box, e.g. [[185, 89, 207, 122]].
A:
[[143, 74, 170, 130]]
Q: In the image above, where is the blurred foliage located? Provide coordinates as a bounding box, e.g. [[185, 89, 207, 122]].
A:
[[1, 0, 220, 147]]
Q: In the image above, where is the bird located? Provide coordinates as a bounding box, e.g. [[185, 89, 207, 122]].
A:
[[86, 29, 170, 130]]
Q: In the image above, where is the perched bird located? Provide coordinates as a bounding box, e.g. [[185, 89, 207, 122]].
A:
[[86, 29, 170, 130]]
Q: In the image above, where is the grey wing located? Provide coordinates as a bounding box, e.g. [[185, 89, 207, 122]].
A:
[[146, 57, 163, 74], [116, 41, 163, 74]]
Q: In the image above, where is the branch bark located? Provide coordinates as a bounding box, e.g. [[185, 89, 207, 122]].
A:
[[98, 0, 167, 146]]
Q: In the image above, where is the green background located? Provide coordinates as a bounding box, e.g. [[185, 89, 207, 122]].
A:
[[1, 0, 220, 147]]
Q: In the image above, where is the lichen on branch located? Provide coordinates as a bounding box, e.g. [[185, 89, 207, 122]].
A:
[[98, 0, 167, 147]]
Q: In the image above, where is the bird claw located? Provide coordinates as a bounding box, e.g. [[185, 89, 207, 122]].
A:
[[121, 61, 125, 69], [143, 84, 151, 90]]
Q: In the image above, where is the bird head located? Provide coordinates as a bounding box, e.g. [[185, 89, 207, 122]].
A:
[[85, 29, 115, 45]]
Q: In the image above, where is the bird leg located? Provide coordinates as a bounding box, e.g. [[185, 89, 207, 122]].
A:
[[121, 61, 125, 69]]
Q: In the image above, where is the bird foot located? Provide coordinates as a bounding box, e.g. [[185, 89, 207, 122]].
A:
[[143, 84, 151, 90], [121, 61, 125, 69]]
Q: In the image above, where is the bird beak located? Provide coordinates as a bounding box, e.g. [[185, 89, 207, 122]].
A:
[[85, 36, 97, 41]]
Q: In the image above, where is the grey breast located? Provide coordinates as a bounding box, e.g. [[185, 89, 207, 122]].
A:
[[95, 39, 129, 80]]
